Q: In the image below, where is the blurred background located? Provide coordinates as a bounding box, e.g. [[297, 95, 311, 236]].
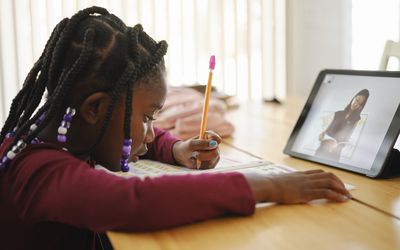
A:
[[0, 0, 399, 124]]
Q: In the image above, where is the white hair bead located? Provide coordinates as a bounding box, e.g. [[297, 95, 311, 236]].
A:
[[30, 124, 38, 131], [58, 126, 68, 135], [7, 151, 16, 159], [66, 107, 76, 116]]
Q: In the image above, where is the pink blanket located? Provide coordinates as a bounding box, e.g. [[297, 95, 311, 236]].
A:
[[154, 87, 234, 139]]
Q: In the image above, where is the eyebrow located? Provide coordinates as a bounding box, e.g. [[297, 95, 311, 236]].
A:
[[151, 103, 163, 110]]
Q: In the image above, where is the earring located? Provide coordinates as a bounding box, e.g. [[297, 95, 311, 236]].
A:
[[57, 107, 76, 143], [120, 138, 132, 172]]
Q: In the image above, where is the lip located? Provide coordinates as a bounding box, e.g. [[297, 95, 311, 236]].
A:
[[136, 149, 148, 156], [130, 146, 148, 163], [131, 155, 139, 162]]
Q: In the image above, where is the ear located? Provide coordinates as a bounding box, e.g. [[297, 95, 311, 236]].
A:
[[79, 93, 111, 124]]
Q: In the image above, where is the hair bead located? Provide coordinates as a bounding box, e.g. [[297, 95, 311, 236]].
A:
[[57, 107, 76, 143]]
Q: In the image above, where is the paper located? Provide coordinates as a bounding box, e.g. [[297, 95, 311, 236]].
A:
[[95, 156, 355, 191], [128, 157, 278, 178]]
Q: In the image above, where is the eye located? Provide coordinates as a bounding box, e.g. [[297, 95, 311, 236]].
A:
[[143, 115, 156, 123]]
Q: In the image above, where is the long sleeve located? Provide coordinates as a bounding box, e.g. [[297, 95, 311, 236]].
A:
[[3, 143, 255, 233], [142, 127, 180, 164]]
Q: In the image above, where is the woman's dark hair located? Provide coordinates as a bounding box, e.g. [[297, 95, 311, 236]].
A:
[[0, 6, 167, 169], [343, 89, 370, 121]]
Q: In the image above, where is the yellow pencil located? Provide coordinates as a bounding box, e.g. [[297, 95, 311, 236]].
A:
[[197, 55, 216, 169]]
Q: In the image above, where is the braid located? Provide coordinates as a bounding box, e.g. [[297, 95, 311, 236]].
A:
[[123, 78, 134, 140], [129, 25, 143, 64], [139, 41, 168, 74], [24, 29, 95, 145], [3, 28, 95, 158], [0, 17, 68, 143], [0, 58, 42, 143], [47, 7, 109, 94], [99, 14, 127, 32], [17, 18, 69, 128]]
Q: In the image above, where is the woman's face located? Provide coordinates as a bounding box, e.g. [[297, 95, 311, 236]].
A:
[[93, 74, 167, 171], [350, 95, 366, 111]]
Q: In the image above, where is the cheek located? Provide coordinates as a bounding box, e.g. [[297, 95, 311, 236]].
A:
[[130, 119, 147, 151]]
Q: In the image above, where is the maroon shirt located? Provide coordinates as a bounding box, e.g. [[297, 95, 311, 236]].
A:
[[0, 128, 255, 250]]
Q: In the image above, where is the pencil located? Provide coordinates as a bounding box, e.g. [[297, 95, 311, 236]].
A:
[[197, 55, 215, 169]]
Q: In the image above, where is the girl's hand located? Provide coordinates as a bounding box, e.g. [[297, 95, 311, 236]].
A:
[[242, 169, 351, 203], [173, 131, 222, 169]]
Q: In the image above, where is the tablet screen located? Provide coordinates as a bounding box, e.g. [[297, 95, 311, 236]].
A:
[[285, 70, 400, 176]]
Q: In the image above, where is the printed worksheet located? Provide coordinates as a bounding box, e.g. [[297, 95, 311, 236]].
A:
[[94, 157, 355, 190]]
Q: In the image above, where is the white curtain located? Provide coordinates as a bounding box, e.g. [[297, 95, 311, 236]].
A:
[[0, 0, 286, 125]]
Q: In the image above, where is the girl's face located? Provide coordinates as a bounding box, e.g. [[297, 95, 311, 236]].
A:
[[350, 95, 366, 111], [128, 76, 167, 162], [92, 74, 167, 171]]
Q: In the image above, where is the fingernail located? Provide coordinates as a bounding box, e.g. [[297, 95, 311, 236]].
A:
[[191, 151, 199, 159], [209, 140, 217, 148], [342, 195, 349, 201]]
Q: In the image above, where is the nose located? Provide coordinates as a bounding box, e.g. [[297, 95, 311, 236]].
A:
[[144, 123, 155, 144]]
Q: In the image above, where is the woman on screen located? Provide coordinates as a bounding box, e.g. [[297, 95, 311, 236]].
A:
[[315, 89, 370, 161]]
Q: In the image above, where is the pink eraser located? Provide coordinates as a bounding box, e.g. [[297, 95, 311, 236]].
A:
[[209, 55, 215, 70]]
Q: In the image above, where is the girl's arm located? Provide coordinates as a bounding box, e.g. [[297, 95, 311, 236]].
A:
[[6, 146, 254, 232], [141, 127, 180, 164]]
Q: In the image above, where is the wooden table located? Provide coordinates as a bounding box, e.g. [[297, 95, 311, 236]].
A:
[[108, 99, 400, 250]]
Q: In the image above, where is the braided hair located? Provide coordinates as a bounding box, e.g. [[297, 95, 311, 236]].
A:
[[0, 6, 168, 170]]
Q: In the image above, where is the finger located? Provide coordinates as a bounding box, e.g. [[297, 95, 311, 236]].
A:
[[189, 139, 219, 151], [308, 172, 349, 196], [187, 151, 219, 170], [327, 173, 349, 195], [204, 130, 222, 144], [300, 169, 325, 175], [199, 154, 220, 169], [309, 179, 349, 196], [186, 152, 200, 169], [309, 189, 349, 202], [307, 172, 337, 180], [196, 149, 220, 162]]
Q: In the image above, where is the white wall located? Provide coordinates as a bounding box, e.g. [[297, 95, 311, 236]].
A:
[[286, 0, 352, 97]]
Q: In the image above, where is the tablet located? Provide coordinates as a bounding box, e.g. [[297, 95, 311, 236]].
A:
[[284, 69, 400, 177]]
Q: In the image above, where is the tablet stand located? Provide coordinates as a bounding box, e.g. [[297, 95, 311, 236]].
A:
[[379, 148, 400, 178]]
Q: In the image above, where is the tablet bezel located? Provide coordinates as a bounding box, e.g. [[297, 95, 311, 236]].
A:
[[283, 69, 400, 178]]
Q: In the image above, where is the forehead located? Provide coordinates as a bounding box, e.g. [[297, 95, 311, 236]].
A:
[[133, 74, 167, 108], [354, 95, 365, 100]]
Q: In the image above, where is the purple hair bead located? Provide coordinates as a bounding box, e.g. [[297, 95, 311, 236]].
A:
[[121, 165, 129, 172], [63, 114, 73, 122], [57, 135, 67, 143], [120, 138, 132, 172], [122, 145, 131, 153], [39, 113, 46, 121], [123, 139, 132, 146], [57, 107, 76, 143], [36, 113, 46, 124]]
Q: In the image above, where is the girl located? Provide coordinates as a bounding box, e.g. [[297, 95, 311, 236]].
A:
[[0, 7, 350, 250]]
